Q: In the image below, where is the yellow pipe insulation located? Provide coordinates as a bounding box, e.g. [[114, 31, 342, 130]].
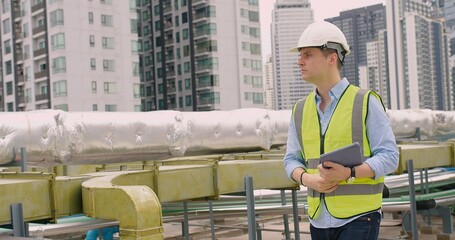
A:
[[81, 171, 163, 240]]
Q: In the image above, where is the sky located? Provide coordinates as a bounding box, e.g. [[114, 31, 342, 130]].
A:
[[259, 0, 386, 61]]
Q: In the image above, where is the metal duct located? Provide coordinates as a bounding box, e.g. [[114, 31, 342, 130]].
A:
[[0, 108, 454, 166]]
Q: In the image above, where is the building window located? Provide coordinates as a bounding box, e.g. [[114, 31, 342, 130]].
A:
[[53, 80, 67, 97], [104, 82, 117, 93], [103, 60, 115, 72], [25, 88, 31, 103], [182, 28, 188, 40], [91, 81, 97, 93], [131, 40, 141, 53], [132, 62, 139, 76], [90, 58, 96, 70], [252, 92, 263, 104], [24, 67, 31, 81], [184, 78, 191, 90], [133, 84, 141, 98], [36, 17, 45, 28], [185, 95, 192, 107], [144, 56, 151, 66], [101, 14, 113, 27], [2, 0, 10, 13], [6, 82, 13, 95], [183, 45, 189, 57], [143, 25, 150, 35], [52, 57, 66, 74], [248, 10, 259, 22], [92, 104, 98, 111], [184, 62, 190, 73], [39, 62, 46, 72], [182, 12, 187, 23], [88, 12, 94, 24], [105, 104, 117, 112], [89, 35, 95, 47], [22, 23, 29, 37], [131, 19, 138, 33], [7, 102, 14, 112], [50, 9, 64, 27], [5, 61, 12, 75], [54, 104, 68, 111], [23, 45, 30, 59], [3, 40, 11, 54], [144, 41, 151, 51], [2, 18, 11, 34], [40, 85, 48, 95], [51, 33, 65, 50], [102, 37, 114, 49], [100, 0, 112, 4], [145, 71, 152, 81]]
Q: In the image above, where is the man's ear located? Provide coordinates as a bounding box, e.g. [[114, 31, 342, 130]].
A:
[[329, 53, 338, 65]]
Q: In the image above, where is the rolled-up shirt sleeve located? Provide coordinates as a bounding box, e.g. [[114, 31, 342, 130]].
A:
[[283, 116, 307, 179], [364, 96, 399, 180]]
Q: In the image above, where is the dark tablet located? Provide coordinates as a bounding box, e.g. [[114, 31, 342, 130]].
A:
[[319, 142, 363, 168]]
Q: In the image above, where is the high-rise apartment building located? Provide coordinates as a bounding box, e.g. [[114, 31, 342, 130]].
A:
[[143, 0, 264, 111], [0, 0, 141, 112], [271, 0, 313, 110], [386, 0, 452, 110], [1, 0, 264, 112], [263, 54, 274, 110], [365, 29, 391, 108], [326, 4, 387, 87], [443, 0, 455, 108]]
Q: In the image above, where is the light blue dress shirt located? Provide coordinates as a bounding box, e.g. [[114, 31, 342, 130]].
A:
[[283, 78, 399, 228]]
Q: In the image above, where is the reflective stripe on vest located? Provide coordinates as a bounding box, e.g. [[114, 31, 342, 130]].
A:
[[292, 85, 385, 219]]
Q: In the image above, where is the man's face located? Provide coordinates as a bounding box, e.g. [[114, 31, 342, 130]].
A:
[[297, 47, 332, 84]]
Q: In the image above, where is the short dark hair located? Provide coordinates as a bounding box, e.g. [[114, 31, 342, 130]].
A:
[[321, 48, 342, 71]]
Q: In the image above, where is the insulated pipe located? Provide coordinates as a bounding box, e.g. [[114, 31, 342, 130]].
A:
[[1, 109, 455, 166], [81, 172, 163, 240]]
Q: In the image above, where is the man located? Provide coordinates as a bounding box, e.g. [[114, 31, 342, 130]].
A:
[[283, 21, 399, 240]]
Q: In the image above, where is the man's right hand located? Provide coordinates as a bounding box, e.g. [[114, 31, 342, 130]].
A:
[[304, 173, 338, 193]]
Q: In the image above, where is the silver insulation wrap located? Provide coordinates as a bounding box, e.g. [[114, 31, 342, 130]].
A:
[[0, 108, 453, 166]]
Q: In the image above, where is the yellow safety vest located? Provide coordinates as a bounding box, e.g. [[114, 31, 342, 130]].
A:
[[292, 85, 385, 219]]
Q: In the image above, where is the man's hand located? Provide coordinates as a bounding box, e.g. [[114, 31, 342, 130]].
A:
[[317, 161, 350, 182], [304, 173, 339, 193]]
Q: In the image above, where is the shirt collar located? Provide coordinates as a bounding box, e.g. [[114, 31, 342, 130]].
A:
[[314, 77, 350, 101]]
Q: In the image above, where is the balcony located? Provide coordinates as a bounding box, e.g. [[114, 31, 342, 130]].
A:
[[17, 97, 25, 105], [15, 32, 23, 40], [32, 25, 45, 35], [33, 48, 47, 57], [193, 31, 210, 41], [167, 87, 176, 93], [16, 75, 25, 84], [31, 2, 45, 13], [16, 53, 23, 62], [193, 13, 209, 24], [165, 40, 174, 47], [34, 70, 48, 79], [193, 0, 207, 7], [35, 93, 49, 101]]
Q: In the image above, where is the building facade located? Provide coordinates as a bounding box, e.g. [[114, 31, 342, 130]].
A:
[[143, 0, 264, 111], [386, 0, 452, 110], [1, 0, 264, 112], [271, 0, 313, 110], [326, 4, 387, 88], [1, 0, 142, 112], [263, 54, 274, 110]]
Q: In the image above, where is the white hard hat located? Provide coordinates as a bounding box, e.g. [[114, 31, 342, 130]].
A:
[[290, 21, 350, 63]]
